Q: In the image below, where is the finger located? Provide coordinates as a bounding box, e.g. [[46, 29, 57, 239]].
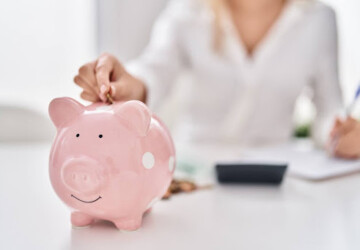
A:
[[334, 150, 358, 159], [95, 55, 114, 91], [333, 139, 350, 158], [333, 120, 352, 137], [78, 62, 97, 82], [77, 61, 100, 93], [334, 135, 359, 159], [346, 116, 357, 122], [110, 85, 116, 98], [80, 91, 100, 102], [78, 61, 96, 75], [339, 118, 357, 135], [74, 75, 98, 95], [110, 80, 132, 101], [335, 117, 342, 124], [96, 72, 112, 102], [330, 117, 343, 137], [333, 117, 342, 130], [327, 136, 338, 155]]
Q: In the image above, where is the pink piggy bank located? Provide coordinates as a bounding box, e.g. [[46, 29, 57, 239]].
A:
[[48, 97, 175, 231]]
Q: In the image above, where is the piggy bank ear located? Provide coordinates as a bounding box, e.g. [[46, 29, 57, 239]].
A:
[[49, 97, 84, 128], [114, 101, 151, 136]]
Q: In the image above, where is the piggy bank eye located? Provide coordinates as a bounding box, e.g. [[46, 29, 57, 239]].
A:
[[76, 133, 80, 138], [98, 134, 103, 138]]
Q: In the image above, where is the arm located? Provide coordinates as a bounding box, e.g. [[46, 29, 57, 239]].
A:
[[126, 0, 188, 110], [311, 6, 343, 147], [73, 0, 188, 106]]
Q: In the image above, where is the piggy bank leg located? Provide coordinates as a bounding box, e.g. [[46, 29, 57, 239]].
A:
[[71, 211, 94, 228], [114, 216, 143, 231]]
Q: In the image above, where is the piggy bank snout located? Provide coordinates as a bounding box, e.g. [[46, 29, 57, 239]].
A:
[[61, 157, 105, 195]]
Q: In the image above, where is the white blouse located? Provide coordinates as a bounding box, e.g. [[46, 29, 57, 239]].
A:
[[126, 0, 342, 146]]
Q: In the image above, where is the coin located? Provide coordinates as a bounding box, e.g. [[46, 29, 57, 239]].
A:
[[162, 179, 213, 199], [106, 93, 114, 104]]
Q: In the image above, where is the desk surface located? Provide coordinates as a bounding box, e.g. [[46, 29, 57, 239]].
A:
[[1, 143, 360, 250]]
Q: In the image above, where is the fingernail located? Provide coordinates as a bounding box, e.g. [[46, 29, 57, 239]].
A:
[[100, 85, 108, 94], [110, 85, 116, 96], [99, 93, 106, 102]]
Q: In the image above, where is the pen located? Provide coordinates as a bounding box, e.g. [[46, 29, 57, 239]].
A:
[[346, 83, 360, 116], [329, 83, 360, 155]]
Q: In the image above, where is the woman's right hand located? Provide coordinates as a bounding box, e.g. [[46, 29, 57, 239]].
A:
[[328, 117, 360, 159], [74, 53, 147, 103]]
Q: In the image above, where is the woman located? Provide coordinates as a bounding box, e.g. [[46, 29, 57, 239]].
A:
[[75, 0, 344, 150]]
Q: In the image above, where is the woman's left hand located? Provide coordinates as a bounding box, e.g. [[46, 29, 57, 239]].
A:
[[329, 117, 360, 159]]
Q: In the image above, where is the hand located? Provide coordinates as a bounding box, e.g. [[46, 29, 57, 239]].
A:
[[328, 116, 360, 159], [74, 53, 147, 103]]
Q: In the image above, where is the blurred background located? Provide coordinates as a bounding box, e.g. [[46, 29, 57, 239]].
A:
[[0, 0, 359, 142]]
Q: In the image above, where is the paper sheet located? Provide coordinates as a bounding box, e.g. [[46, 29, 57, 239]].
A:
[[239, 142, 360, 180]]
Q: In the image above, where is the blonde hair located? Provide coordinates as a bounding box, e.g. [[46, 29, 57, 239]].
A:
[[203, 0, 228, 52]]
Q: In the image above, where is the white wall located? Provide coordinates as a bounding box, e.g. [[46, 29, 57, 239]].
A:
[[0, 0, 97, 114]]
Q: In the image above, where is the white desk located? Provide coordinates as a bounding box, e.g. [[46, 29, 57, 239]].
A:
[[1, 143, 360, 250]]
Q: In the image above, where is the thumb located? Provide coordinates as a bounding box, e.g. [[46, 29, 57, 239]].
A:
[[341, 117, 357, 134], [330, 117, 343, 138], [95, 56, 114, 101]]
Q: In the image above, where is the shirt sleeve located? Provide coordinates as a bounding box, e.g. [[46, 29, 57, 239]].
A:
[[125, 0, 188, 110], [311, 6, 343, 147]]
